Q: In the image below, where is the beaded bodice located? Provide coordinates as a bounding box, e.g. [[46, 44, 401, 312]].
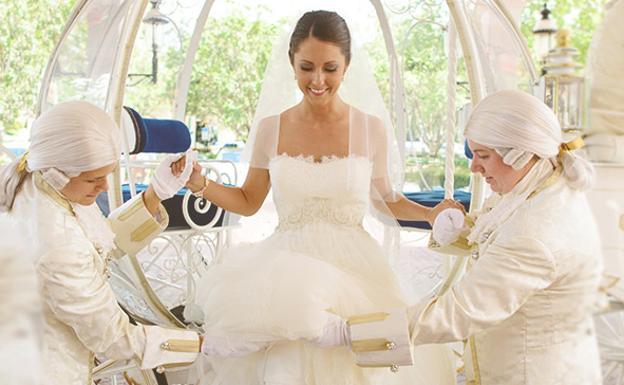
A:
[[269, 155, 372, 231]]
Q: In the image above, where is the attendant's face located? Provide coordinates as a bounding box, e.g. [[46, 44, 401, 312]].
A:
[[60, 163, 116, 206], [468, 141, 531, 194], [292, 36, 347, 106]]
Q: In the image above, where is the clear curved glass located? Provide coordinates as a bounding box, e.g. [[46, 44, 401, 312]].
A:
[[123, 0, 205, 118], [463, 0, 536, 94], [41, 0, 136, 111]]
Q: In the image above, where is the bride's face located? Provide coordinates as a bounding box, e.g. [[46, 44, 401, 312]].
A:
[[292, 36, 347, 106]]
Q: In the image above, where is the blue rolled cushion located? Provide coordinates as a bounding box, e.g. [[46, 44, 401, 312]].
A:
[[399, 189, 471, 230], [124, 106, 191, 154], [143, 118, 191, 153]]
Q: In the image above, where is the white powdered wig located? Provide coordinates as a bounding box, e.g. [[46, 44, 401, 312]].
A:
[[464, 90, 594, 191], [0, 101, 120, 211]]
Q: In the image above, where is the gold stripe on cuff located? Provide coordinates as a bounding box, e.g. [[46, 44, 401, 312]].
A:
[[117, 196, 145, 222], [347, 312, 389, 325], [357, 363, 394, 368], [352, 338, 395, 353], [131, 219, 160, 242], [160, 339, 200, 353]]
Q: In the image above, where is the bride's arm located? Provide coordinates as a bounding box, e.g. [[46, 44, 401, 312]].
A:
[[185, 164, 271, 216], [367, 116, 463, 224], [371, 176, 462, 224]]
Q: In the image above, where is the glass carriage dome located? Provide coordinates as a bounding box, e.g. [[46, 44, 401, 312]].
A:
[[31, 2, 624, 383], [37, 0, 538, 210]]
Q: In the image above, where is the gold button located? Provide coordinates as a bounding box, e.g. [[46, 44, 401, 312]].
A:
[[386, 341, 396, 350], [160, 342, 170, 351], [390, 364, 399, 373]]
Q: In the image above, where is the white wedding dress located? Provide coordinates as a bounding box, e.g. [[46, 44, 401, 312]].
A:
[[196, 153, 455, 385]]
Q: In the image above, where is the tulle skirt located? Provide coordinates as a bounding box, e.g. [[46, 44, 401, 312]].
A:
[[196, 222, 455, 385]]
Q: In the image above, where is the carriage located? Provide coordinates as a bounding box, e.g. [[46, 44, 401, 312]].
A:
[[3, 0, 623, 383]]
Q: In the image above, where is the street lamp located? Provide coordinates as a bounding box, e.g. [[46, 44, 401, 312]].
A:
[[533, 3, 557, 64], [128, 0, 170, 84]]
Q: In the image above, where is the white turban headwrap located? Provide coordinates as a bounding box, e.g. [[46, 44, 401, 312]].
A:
[[0, 101, 120, 212], [464, 90, 595, 244], [464, 89, 594, 190]]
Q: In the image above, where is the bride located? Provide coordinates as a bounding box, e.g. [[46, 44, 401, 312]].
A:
[[182, 10, 460, 385]]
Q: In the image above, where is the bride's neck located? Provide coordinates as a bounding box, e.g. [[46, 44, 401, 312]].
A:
[[299, 98, 348, 122]]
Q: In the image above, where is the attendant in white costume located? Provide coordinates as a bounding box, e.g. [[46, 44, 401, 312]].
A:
[[0, 101, 201, 385], [320, 90, 604, 385], [183, 10, 460, 385]]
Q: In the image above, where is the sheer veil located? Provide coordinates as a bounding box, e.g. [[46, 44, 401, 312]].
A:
[[240, 12, 405, 251]]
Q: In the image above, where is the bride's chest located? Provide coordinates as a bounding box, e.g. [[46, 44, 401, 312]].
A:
[[268, 155, 372, 200]]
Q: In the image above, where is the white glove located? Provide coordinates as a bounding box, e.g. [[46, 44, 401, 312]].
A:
[[151, 150, 197, 200], [432, 208, 465, 246], [307, 311, 350, 349], [200, 333, 269, 357]]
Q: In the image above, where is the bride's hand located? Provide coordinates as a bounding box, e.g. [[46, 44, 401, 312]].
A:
[[185, 162, 205, 193]]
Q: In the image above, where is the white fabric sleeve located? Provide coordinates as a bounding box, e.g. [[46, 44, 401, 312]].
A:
[[36, 240, 146, 360], [248, 115, 279, 169], [409, 236, 556, 344], [354, 111, 400, 203]]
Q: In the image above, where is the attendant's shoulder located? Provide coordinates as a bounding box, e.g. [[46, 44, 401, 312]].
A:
[[499, 179, 587, 241], [14, 176, 89, 250]]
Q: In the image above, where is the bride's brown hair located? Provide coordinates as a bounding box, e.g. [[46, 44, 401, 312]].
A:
[[288, 10, 351, 66]]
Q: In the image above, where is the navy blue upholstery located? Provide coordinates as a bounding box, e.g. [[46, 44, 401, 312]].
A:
[[398, 190, 471, 230], [124, 106, 191, 154]]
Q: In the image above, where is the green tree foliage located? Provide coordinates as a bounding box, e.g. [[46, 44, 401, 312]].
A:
[[368, 1, 469, 159], [0, 0, 75, 133], [520, 0, 609, 65], [185, 13, 282, 141]]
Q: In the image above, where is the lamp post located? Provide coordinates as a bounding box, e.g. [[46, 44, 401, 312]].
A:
[[543, 29, 585, 135], [128, 0, 170, 84], [533, 3, 557, 66]]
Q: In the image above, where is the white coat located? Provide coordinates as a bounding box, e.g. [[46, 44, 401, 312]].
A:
[[409, 176, 603, 385], [3, 173, 199, 385]]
